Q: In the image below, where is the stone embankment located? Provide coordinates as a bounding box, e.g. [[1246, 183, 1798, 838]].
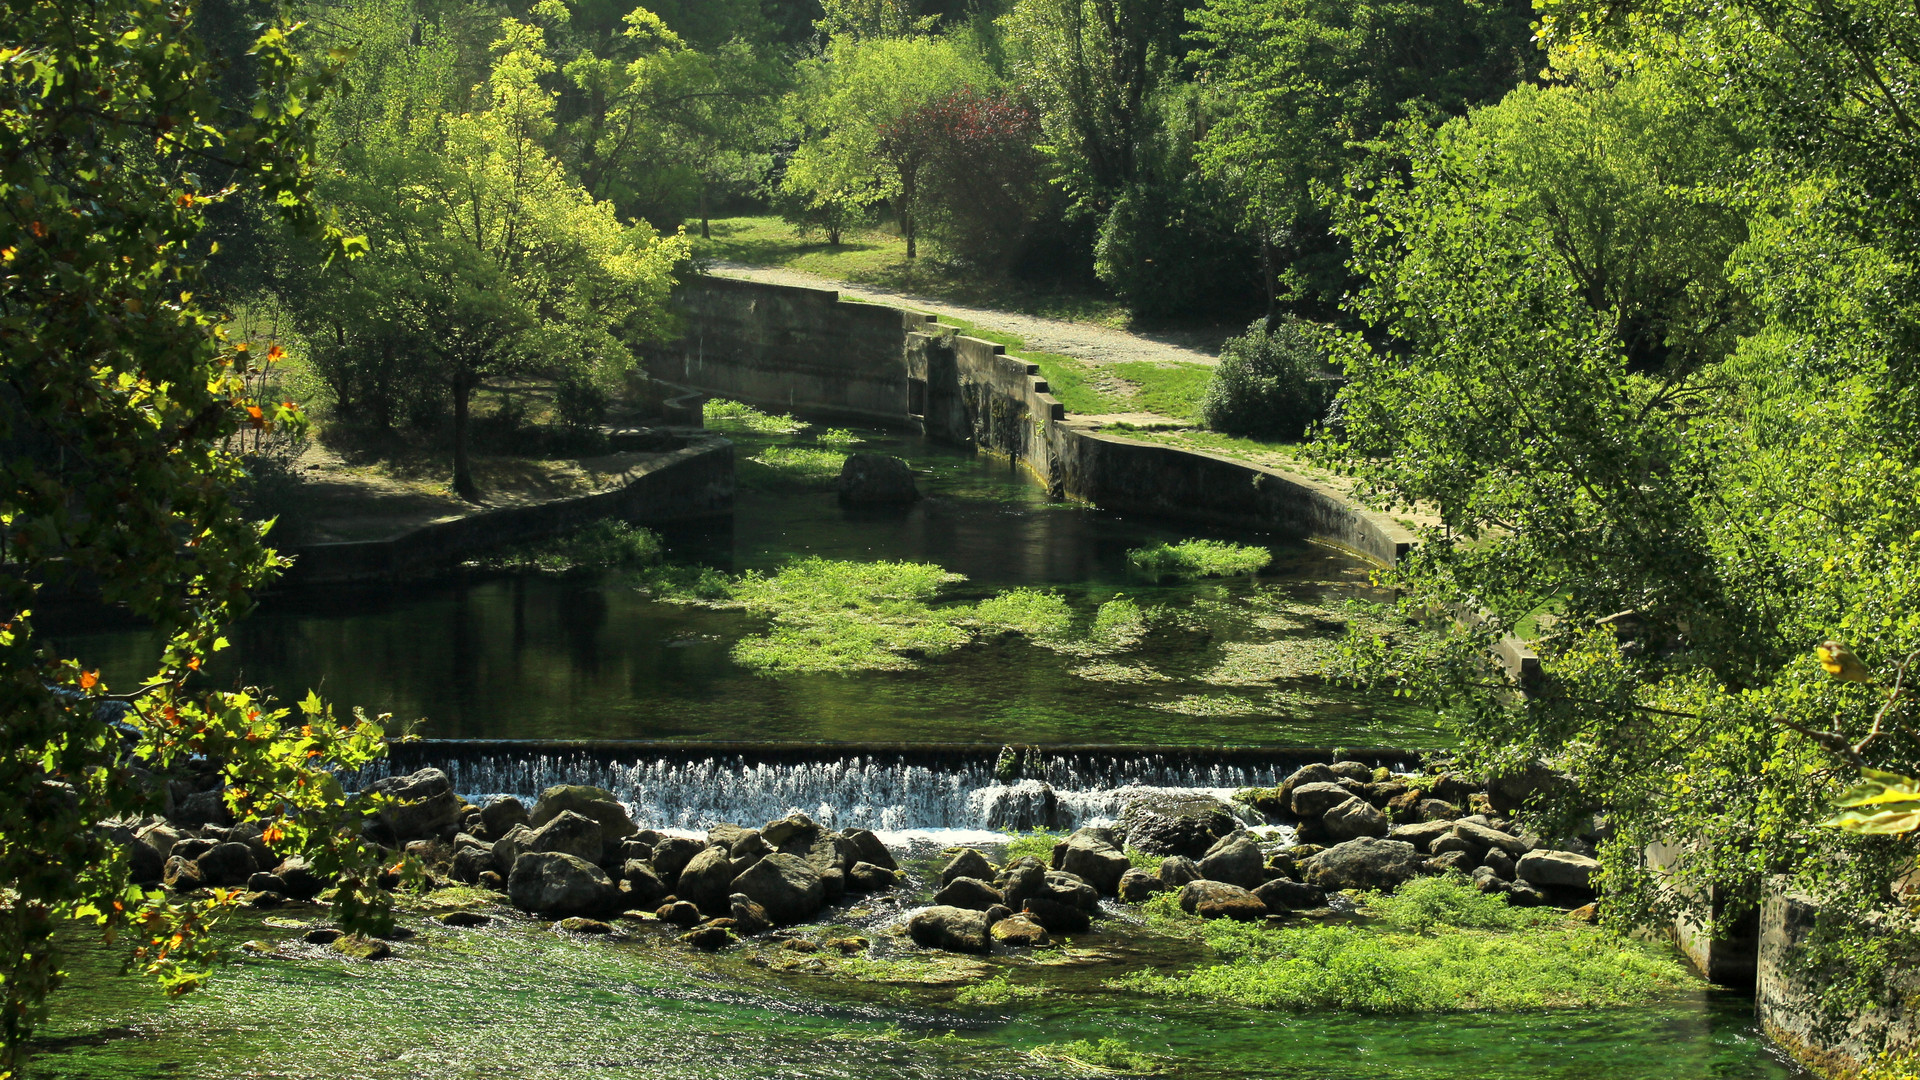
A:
[[109, 759, 1602, 958]]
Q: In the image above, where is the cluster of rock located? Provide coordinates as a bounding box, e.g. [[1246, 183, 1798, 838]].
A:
[[1232, 760, 1604, 908]]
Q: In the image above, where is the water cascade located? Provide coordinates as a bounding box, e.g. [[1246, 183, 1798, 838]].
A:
[[358, 742, 1416, 837]]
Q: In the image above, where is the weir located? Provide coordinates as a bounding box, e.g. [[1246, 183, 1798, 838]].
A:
[[358, 741, 1419, 835]]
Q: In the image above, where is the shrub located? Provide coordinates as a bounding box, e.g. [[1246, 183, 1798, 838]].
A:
[[1199, 318, 1336, 441]]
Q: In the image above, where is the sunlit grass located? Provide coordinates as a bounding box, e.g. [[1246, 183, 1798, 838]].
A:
[[704, 397, 802, 434]]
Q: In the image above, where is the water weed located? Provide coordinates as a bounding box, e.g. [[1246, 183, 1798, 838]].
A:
[[1128, 539, 1272, 580], [971, 588, 1073, 639], [747, 445, 847, 485], [704, 397, 803, 433], [469, 520, 662, 572], [1028, 1037, 1165, 1075], [815, 427, 863, 446]]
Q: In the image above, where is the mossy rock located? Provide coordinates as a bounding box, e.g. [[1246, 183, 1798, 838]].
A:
[[330, 934, 392, 961]]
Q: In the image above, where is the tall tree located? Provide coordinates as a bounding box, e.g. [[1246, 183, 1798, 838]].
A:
[[0, 0, 395, 1068]]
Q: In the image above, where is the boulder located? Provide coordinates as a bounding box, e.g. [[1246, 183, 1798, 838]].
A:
[[440, 911, 491, 928], [819, 867, 846, 904], [195, 842, 258, 887], [842, 829, 897, 872], [1052, 828, 1129, 895], [365, 768, 462, 842], [650, 836, 704, 880], [1451, 820, 1531, 858], [330, 935, 391, 961], [1197, 833, 1266, 890], [1388, 820, 1456, 853], [162, 855, 203, 891], [847, 861, 898, 893], [1253, 878, 1326, 912], [491, 824, 537, 873], [124, 833, 166, 884], [1298, 838, 1425, 892], [761, 813, 819, 848], [1418, 799, 1463, 822], [1177, 881, 1267, 921], [1020, 897, 1092, 934], [450, 846, 492, 885], [1119, 791, 1238, 858], [933, 877, 1004, 911], [1479, 848, 1517, 880], [681, 925, 735, 950], [907, 906, 991, 953], [1470, 866, 1512, 895], [1425, 850, 1475, 874], [1043, 871, 1101, 912], [726, 830, 774, 862], [507, 852, 620, 916], [246, 872, 287, 895], [273, 857, 327, 899], [657, 900, 702, 927], [619, 836, 657, 863], [529, 786, 635, 851], [941, 848, 996, 886], [1430, 833, 1478, 858], [554, 917, 612, 935], [1328, 761, 1376, 783], [481, 796, 529, 838], [174, 789, 234, 829], [1290, 782, 1357, 819], [135, 821, 183, 862], [730, 853, 826, 925], [525, 810, 603, 863], [729, 894, 773, 935], [1275, 763, 1338, 808], [785, 832, 857, 876], [1000, 860, 1048, 907], [837, 454, 919, 504], [621, 861, 668, 908], [1321, 797, 1389, 842], [1157, 856, 1203, 889], [676, 845, 738, 914], [170, 837, 217, 863], [1486, 759, 1576, 814], [1515, 849, 1600, 890], [990, 915, 1050, 947], [1117, 868, 1163, 903]]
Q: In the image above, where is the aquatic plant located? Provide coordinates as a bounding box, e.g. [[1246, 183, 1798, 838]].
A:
[[747, 445, 848, 484], [1029, 1038, 1165, 1075], [470, 520, 663, 572], [954, 976, 1050, 1006], [1123, 877, 1689, 1012], [972, 588, 1073, 638], [815, 427, 863, 446], [1002, 830, 1062, 863], [1127, 539, 1272, 580], [703, 397, 803, 433]]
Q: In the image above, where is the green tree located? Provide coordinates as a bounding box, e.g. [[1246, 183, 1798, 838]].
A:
[[1189, 0, 1534, 320], [784, 34, 992, 258], [284, 17, 689, 501], [0, 0, 397, 1070]]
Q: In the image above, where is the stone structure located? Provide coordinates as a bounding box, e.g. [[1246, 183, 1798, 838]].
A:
[[649, 276, 1414, 567]]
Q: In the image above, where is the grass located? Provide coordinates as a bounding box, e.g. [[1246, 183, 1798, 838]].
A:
[[467, 520, 662, 573], [1127, 539, 1273, 580], [691, 215, 1129, 328], [1121, 877, 1691, 1013], [746, 445, 848, 486], [704, 398, 802, 434], [1110, 361, 1213, 423], [1002, 831, 1061, 863]]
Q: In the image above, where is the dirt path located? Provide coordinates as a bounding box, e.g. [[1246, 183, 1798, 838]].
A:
[[705, 261, 1223, 369]]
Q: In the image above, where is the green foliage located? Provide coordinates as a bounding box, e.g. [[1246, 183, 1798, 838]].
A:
[[971, 589, 1073, 638], [1200, 318, 1335, 441], [470, 520, 663, 573], [0, 0, 402, 1060], [704, 398, 803, 433], [1124, 890, 1688, 1012], [953, 975, 1050, 1006], [1824, 768, 1920, 835], [747, 446, 849, 486], [1127, 540, 1272, 580], [722, 557, 971, 674], [1002, 831, 1062, 863], [816, 428, 863, 446], [1029, 1037, 1164, 1074], [1363, 874, 1557, 935]]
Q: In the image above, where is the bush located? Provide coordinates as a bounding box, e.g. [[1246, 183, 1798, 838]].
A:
[[1199, 318, 1336, 441]]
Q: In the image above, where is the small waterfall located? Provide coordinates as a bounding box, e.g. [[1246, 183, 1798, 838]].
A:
[[356, 742, 1416, 836]]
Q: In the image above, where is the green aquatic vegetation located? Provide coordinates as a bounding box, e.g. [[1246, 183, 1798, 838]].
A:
[[1029, 1037, 1166, 1074], [1150, 693, 1263, 717], [1070, 660, 1171, 684], [1200, 639, 1322, 686], [1122, 882, 1691, 1012], [1128, 539, 1272, 580], [971, 588, 1073, 638], [732, 611, 972, 674], [953, 975, 1050, 1006], [815, 427, 863, 446], [470, 520, 663, 572], [704, 397, 803, 433], [638, 562, 733, 601], [1002, 830, 1062, 863], [748, 445, 848, 484]]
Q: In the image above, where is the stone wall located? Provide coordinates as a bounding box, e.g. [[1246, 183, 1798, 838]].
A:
[[663, 275, 1415, 567], [282, 437, 733, 586], [1757, 877, 1920, 1077]]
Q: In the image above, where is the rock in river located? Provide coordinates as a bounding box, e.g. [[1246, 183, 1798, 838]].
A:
[[907, 906, 992, 954]]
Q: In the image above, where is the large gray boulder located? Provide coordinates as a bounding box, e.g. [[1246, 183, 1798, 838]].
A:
[[492, 824, 536, 873], [934, 877, 1004, 911], [525, 810, 603, 863], [481, 796, 529, 838], [1157, 855, 1203, 889], [1253, 878, 1326, 912], [365, 768, 463, 842], [1291, 781, 1358, 818], [1197, 833, 1266, 889], [1043, 871, 1101, 912], [842, 829, 897, 872], [650, 836, 704, 880], [1119, 791, 1238, 858], [1451, 820, 1531, 858], [1299, 837, 1425, 892], [530, 786, 635, 858], [838, 454, 919, 504], [907, 906, 991, 953], [730, 852, 826, 924], [1052, 827, 1129, 895], [508, 852, 619, 916], [1515, 849, 1600, 890], [1321, 797, 1389, 842], [941, 848, 996, 886], [761, 813, 819, 848], [676, 845, 737, 914], [1000, 858, 1048, 907], [623, 861, 669, 908], [1388, 820, 1456, 853], [1176, 880, 1267, 921], [195, 842, 258, 887]]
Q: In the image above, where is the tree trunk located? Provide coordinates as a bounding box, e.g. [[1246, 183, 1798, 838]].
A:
[[699, 184, 711, 240], [452, 373, 479, 503]]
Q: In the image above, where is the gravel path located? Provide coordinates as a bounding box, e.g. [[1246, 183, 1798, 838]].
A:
[[705, 261, 1223, 368]]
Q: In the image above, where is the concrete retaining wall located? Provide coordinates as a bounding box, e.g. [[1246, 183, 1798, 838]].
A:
[[281, 437, 734, 586], [1757, 876, 1920, 1076], [662, 275, 1415, 567]]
